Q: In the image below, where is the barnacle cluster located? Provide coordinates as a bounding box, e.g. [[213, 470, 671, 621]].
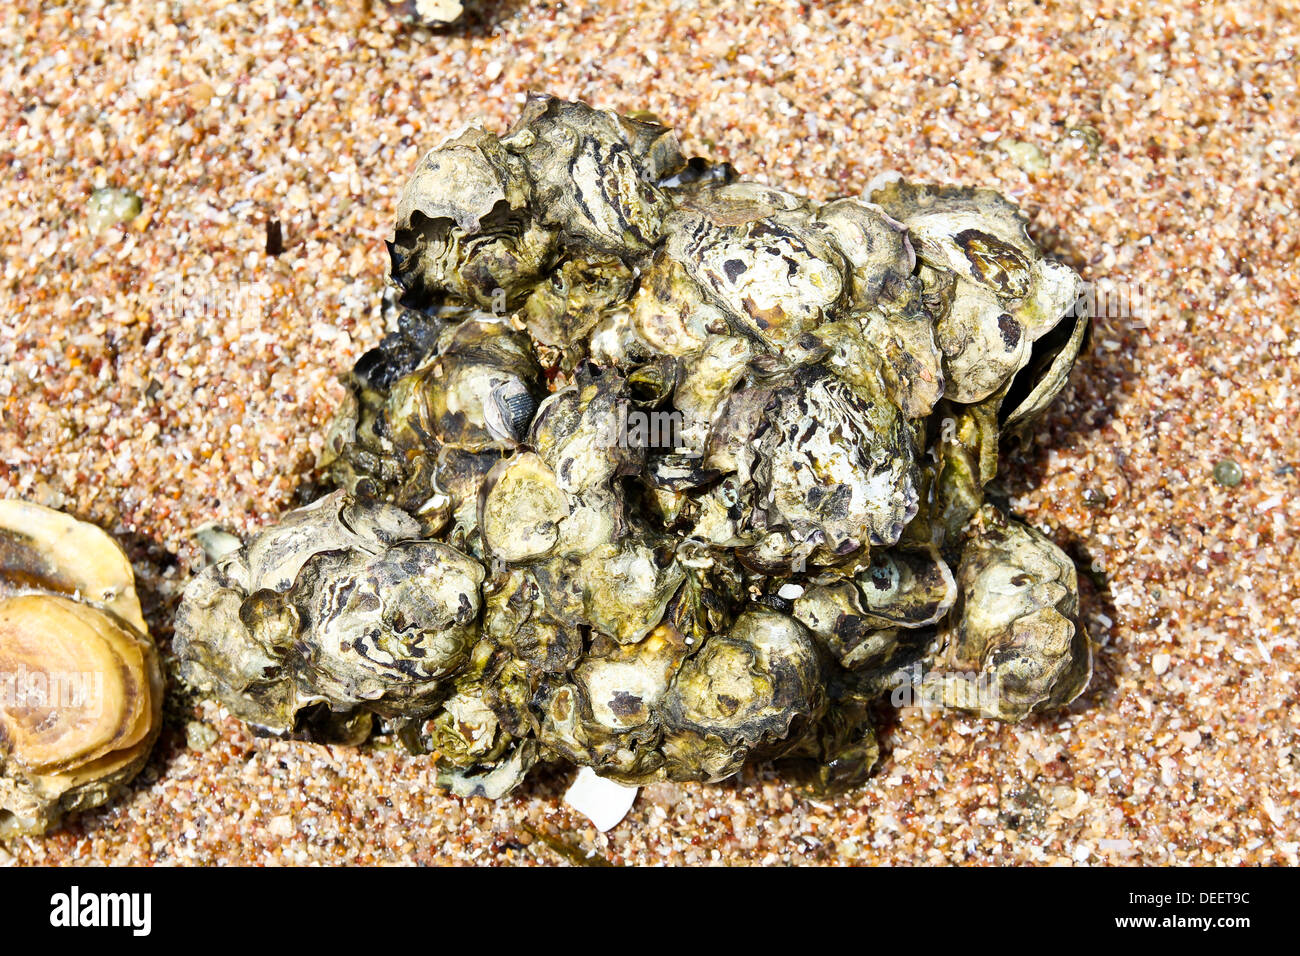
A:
[[1, 501, 162, 837], [176, 95, 1092, 798]]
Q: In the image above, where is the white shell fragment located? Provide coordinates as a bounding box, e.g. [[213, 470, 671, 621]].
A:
[[564, 766, 640, 832]]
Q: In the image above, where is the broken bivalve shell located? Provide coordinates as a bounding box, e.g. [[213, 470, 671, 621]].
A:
[[0, 500, 162, 838]]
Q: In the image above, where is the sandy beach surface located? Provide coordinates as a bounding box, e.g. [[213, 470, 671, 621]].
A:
[[1, 0, 1297, 865]]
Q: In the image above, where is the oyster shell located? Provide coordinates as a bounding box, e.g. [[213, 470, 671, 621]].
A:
[[920, 505, 1092, 720], [323, 316, 543, 533], [179, 96, 1093, 799], [501, 96, 676, 257], [870, 179, 1084, 407], [659, 608, 825, 782], [173, 491, 483, 735], [0, 500, 162, 837], [663, 183, 847, 349], [390, 127, 553, 311], [793, 547, 955, 671], [740, 363, 920, 568]]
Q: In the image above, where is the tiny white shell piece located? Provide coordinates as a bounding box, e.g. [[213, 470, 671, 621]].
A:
[[564, 766, 639, 832]]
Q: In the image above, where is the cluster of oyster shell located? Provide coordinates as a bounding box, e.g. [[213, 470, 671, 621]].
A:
[[175, 95, 1092, 798], [0, 501, 162, 836]]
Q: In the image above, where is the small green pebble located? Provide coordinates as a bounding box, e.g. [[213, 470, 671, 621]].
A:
[[87, 187, 143, 234], [998, 139, 1050, 173], [185, 720, 220, 751], [1212, 460, 1244, 487]]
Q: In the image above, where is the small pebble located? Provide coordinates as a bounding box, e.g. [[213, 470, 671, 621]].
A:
[[186, 721, 220, 752], [999, 139, 1050, 172], [641, 781, 685, 809], [87, 187, 143, 234], [194, 525, 243, 564], [1067, 124, 1103, 158], [1212, 459, 1244, 487]]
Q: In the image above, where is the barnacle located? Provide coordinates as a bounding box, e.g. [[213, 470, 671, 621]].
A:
[[0, 500, 162, 837], [176, 94, 1092, 800]]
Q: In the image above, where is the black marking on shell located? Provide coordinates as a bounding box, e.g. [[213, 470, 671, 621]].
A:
[[492, 386, 539, 441], [610, 691, 644, 718], [954, 228, 1032, 299], [997, 313, 1021, 351]]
